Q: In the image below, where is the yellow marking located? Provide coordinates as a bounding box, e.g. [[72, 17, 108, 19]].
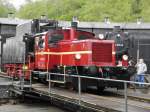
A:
[[35, 51, 92, 55]]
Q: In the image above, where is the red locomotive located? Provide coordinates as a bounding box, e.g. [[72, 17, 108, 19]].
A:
[[3, 19, 130, 91]]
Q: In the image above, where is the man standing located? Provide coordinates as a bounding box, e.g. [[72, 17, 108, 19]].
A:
[[136, 59, 147, 87]]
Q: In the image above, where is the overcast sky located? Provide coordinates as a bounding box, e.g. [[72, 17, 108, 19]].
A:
[[8, 0, 36, 10], [8, 0, 26, 9]]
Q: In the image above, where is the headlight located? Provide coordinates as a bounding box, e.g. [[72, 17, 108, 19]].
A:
[[75, 54, 81, 60], [112, 51, 116, 55], [117, 34, 121, 37], [98, 34, 104, 39], [22, 65, 28, 70], [122, 55, 128, 61]]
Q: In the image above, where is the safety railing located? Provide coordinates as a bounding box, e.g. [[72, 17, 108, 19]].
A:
[[10, 70, 32, 91], [46, 72, 150, 112], [10, 70, 150, 112]]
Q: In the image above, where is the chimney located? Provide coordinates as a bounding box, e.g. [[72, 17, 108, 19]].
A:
[[70, 16, 78, 40], [8, 12, 14, 19]]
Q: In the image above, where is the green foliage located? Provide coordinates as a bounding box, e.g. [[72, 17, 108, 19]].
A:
[[0, 0, 16, 17], [131, 0, 142, 14], [14, 0, 150, 22]]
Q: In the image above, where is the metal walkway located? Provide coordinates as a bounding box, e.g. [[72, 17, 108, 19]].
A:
[[28, 83, 150, 112]]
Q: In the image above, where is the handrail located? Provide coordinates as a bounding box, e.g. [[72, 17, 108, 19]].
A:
[[48, 72, 150, 85]]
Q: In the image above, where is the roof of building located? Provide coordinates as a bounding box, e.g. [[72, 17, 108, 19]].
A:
[[1, 17, 150, 29], [58, 21, 150, 29], [0, 18, 30, 25]]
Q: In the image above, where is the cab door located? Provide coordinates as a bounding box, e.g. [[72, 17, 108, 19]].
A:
[[35, 35, 47, 69]]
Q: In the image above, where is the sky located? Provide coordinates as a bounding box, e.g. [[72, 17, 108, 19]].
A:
[[8, 0, 27, 10]]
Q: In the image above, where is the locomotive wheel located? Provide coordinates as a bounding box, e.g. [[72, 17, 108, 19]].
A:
[[65, 82, 74, 90], [97, 80, 105, 93], [97, 86, 105, 93], [72, 77, 87, 92], [127, 66, 136, 77], [38, 78, 47, 84], [53, 83, 61, 87]]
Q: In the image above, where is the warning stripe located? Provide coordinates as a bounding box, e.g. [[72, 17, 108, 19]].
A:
[[35, 51, 92, 55]]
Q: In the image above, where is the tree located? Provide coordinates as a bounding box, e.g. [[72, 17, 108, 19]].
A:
[[0, 0, 16, 17], [16, 0, 150, 22], [131, 0, 142, 14]]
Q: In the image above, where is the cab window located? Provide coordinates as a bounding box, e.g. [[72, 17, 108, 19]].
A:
[[35, 36, 45, 49], [77, 31, 94, 40], [39, 38, 45, 48], [48, 33, 64, 44], [78, 34, 90, 40]]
